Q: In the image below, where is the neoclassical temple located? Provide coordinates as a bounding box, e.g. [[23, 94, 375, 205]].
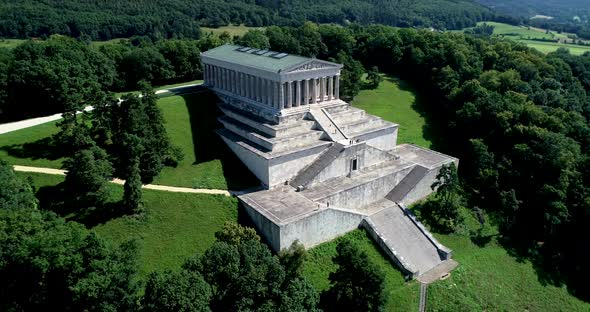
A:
[[201, 45, 458, 281], [202, 45, 341, 111]]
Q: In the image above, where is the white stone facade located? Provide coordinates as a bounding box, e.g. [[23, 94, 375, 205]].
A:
[[201, 45, 459, 280]]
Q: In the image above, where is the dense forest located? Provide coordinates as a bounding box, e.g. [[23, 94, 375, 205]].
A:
[[0, 0, 496, 40], [2, 18, 590, 309]]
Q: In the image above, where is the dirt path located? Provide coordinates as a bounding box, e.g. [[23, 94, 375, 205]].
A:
[[13, 165, 235, 196]]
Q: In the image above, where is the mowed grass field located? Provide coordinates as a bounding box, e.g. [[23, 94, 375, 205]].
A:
[[471, 21, 590, 55], [427, 233, 590, 311], [352, 75, 432, 148], [16, 171, 239, 278]]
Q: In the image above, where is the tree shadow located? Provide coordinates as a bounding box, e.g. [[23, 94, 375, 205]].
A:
[[0, 137, 63, 161], [35, 182, 130, 228], [391, 76, 451, 153], [182, 88, 259, 191]]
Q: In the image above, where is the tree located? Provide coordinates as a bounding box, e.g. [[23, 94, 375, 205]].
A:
[[278, 240, 307, 280], [123, 156, 143, 215], [322, 238, 386, 312], [366, 66, 383, 89], [214, 221, 260, 245], [0, 160, 38, 210], [63, 145, 113, 211], [429, 163, 463, 231], [237, 30, 270, 49], [143, 270, 212, 312], [201, 224, 320, 311], [0, 208, 139, 311]]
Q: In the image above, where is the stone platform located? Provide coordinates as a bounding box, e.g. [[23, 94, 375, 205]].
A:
[[201, 44, 459, 279]]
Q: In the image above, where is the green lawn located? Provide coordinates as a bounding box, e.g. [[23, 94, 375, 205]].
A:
[[0, 38, 27, 49], [17, 171, 239, 278], [201, 25, 264, 36], [427, 233, 589, 311], [0, 120, 62, 168], [153, 92, 258, 190], [352, 76, 432, 148], [0, 89, 258, 190], [302, 229, 420, 311]]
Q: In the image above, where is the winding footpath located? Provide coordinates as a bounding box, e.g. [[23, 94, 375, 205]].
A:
[[3, 82, 253, 197], [12, 165, 244, 197], [0, 83, 202, 135]]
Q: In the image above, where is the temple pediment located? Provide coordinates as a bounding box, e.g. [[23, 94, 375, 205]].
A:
[[285, 60, 342, 73]]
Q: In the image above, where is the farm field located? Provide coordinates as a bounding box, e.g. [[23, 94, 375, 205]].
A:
[[468, 21, 590, 55], [202, 25, 265, 36]]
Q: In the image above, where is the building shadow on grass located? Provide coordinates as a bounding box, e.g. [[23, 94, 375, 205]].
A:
[[0, 137, 64, 162], [182, 88, 260, 191]]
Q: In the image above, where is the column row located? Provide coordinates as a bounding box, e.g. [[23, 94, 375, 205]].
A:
[[205, 64, 283, 110], [280, 75, 340, 109]]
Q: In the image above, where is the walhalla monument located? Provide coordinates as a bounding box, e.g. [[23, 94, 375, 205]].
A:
[[201, 44, 459, 280]]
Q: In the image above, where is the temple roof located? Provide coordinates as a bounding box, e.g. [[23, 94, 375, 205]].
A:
[[201, 44, 341, 73]]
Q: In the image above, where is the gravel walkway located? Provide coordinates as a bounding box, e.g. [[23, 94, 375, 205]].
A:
[[13, 165, 233, 196]]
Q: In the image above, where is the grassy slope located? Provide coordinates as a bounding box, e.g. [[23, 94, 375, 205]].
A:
[[17, 171, 239, 278], [351, 76, 432, 148], [153, 92, 258, 190], [0, 90, 258, 190], [427, 233, 589, 311], [473, 21, 590, 55], [0, 120, 62, 168], [302, 230, 420, 311]]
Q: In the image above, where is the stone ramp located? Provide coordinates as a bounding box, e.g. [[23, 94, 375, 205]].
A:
[[290, 143, 345, 188], [309, 106, 348, 143], [362, 202, 444, 277], [386, 165, 429, 202]]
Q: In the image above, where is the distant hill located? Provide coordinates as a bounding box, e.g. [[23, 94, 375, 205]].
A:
[[476, 0, 590, 23], [0, 0, 494, 40]]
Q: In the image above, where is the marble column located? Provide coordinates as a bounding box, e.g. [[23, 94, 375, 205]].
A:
[[279, 82, 285, 108], [294, 80, 301, 107], [304, 79, 309, 105], [311, 78, 317, 104], [273, 81, 280, 109], [286, 81, 293, 108], [328, 76, 334, 101], [320, 77, 326, 102], [265, 79, 271, 106], [335, 75, 340, 100]]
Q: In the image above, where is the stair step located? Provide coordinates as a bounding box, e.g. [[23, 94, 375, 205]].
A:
[[386, 165, 429, 202], [365, 205, 443, 276]]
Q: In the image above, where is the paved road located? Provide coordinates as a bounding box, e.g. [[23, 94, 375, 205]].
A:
[[13, 165, 237, 196], [0, 83, 203, 135]]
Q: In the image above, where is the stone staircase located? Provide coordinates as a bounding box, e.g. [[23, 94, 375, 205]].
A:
[[309, 106, 348, 143], [386, 165, 429, 202], [362, 201, 446, 277], [289, 142, 345, 188]]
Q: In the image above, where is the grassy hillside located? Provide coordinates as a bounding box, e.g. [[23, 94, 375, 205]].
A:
[[352, 75, 432, 148], [0, 90, 258, 190], [16, 171, 239, 278], [466, 21, 590, 55]]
